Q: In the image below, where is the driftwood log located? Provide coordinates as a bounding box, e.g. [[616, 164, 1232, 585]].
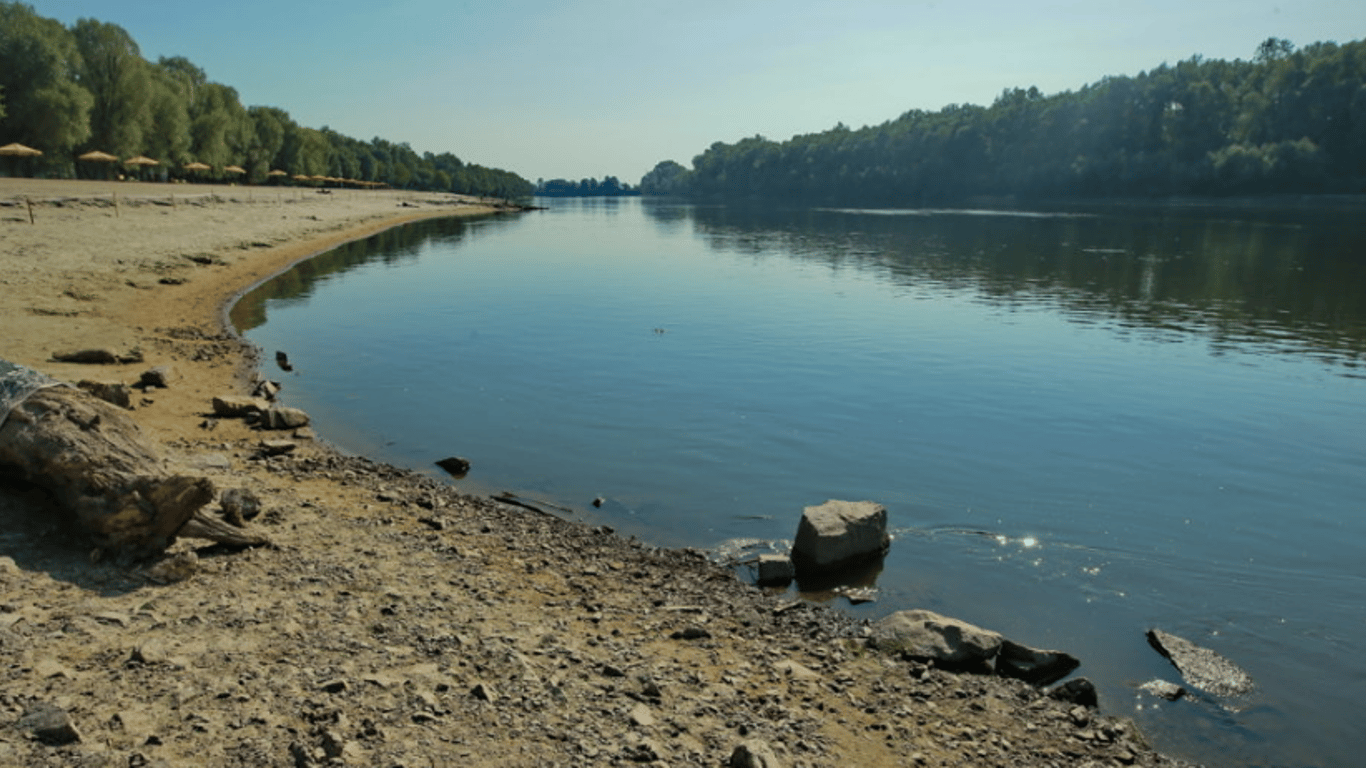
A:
[[1, 363, 267, 553]]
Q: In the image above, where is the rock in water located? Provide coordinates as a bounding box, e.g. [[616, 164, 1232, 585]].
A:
[[791, 499, 889, 573], [435, 456, 471, 478], [996, 639, 1081, 686], [1146, 628, 1255, 698], [754, 554, 795, 586]]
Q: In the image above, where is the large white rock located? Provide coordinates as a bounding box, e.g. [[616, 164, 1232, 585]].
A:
[[791, 499, 889, 572]]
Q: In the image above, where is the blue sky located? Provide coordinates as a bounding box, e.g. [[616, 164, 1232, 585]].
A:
[[29, 0, 1366, 183]]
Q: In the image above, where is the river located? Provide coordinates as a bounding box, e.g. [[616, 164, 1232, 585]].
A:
[[234, 196, 1366, 768]]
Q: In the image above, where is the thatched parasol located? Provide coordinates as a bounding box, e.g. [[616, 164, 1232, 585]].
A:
[[78, 150, 119, 162], [223, 165, 246, 174], [266, 169, 287, 177], [183, 162, 211, 171], [123, 155, 160, 166], [0, 142, 43, 157]]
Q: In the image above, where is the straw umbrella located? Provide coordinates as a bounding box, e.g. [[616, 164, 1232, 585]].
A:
[[180, 161, 210, 184], [77, 150, 119, 180], [1, 142, 43, 177], [0, 142, 42, 157], [223, 165, 246, 175], [123, 155, 160, 182]]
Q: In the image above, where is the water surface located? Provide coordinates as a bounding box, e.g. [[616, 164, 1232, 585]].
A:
[[235, 197, 1366, 768]]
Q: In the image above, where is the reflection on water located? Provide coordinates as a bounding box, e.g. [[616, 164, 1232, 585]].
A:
[[232, 215, 511, 332], [659, 200, 1366, 373], [236, 197, 1366, 768]]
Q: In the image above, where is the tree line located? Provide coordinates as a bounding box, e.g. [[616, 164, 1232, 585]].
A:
[[534, 176, 640, 197], [640, 37, 1366, 203], [0, 2, 534, 199]]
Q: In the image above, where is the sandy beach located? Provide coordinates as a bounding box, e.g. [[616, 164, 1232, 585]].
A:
[[0, 178, 1187, 767]]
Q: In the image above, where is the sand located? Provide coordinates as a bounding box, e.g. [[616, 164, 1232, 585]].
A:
[[0, 178, 1188, 767]]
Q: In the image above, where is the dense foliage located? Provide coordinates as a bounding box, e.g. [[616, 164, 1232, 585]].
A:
[[0, 2, 533, 199], [535, 176, 639, 197], [642, 38, 1366, 203]]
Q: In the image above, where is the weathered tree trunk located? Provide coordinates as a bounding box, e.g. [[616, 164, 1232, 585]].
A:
[[0, 384, 214, 554]]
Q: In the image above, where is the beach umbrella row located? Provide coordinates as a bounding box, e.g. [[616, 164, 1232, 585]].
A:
[[6, 142, 388, 187]]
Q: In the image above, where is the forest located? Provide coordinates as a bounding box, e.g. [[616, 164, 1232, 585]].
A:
[[641, 37, 1366, 204], [535, 176, 640, 197], [0, 2, 534, 199]]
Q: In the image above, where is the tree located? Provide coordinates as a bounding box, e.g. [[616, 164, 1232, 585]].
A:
[[0, 1, 92, 161], [1255, 37, 1295, 64], [246, 105, 292, 181], [72, 18, 150, 156], [141, 60, 193, 167]]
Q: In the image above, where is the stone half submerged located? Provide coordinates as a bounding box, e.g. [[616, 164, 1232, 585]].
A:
[[790, 499, 890, 577], [1146, 628, 1255, 698], [869, 608, 1081, 687]]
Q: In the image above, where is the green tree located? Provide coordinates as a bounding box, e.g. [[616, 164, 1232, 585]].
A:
[[0, 1, 92, 163], [141, 59, 192, 166], [245, 106, 292, 181], [72, 18, 150, 156]]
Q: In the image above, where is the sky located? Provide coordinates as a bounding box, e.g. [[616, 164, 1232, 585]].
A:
[[29, 0, 1366, 184]]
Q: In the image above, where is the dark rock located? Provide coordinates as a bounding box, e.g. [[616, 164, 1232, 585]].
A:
[[1048, 677, 1098, 708], [791, 499, 889, 573], [1146, 628, 1255, 697], [20, 702, 82, 745], [139, 365, 173, 389], [470, 682, 496, 701], [670, 626, 712, 640], [996, 639, 1081, 686], [435, 456, 471, 478], [320, 679, 348, 693], [52, 348, 128, 364], [868, 609, 1002, 667], [275, 351, 293, 372]]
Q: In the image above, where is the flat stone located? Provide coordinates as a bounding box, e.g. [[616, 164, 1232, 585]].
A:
[[211, 395, 268, 417], [1146, 628, 1255, 697], [868, 609, 1003, 667], [628, 702, 656, 728]]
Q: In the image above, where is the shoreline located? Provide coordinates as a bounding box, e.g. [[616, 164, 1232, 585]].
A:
[[0, 179, 1192, 766]]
